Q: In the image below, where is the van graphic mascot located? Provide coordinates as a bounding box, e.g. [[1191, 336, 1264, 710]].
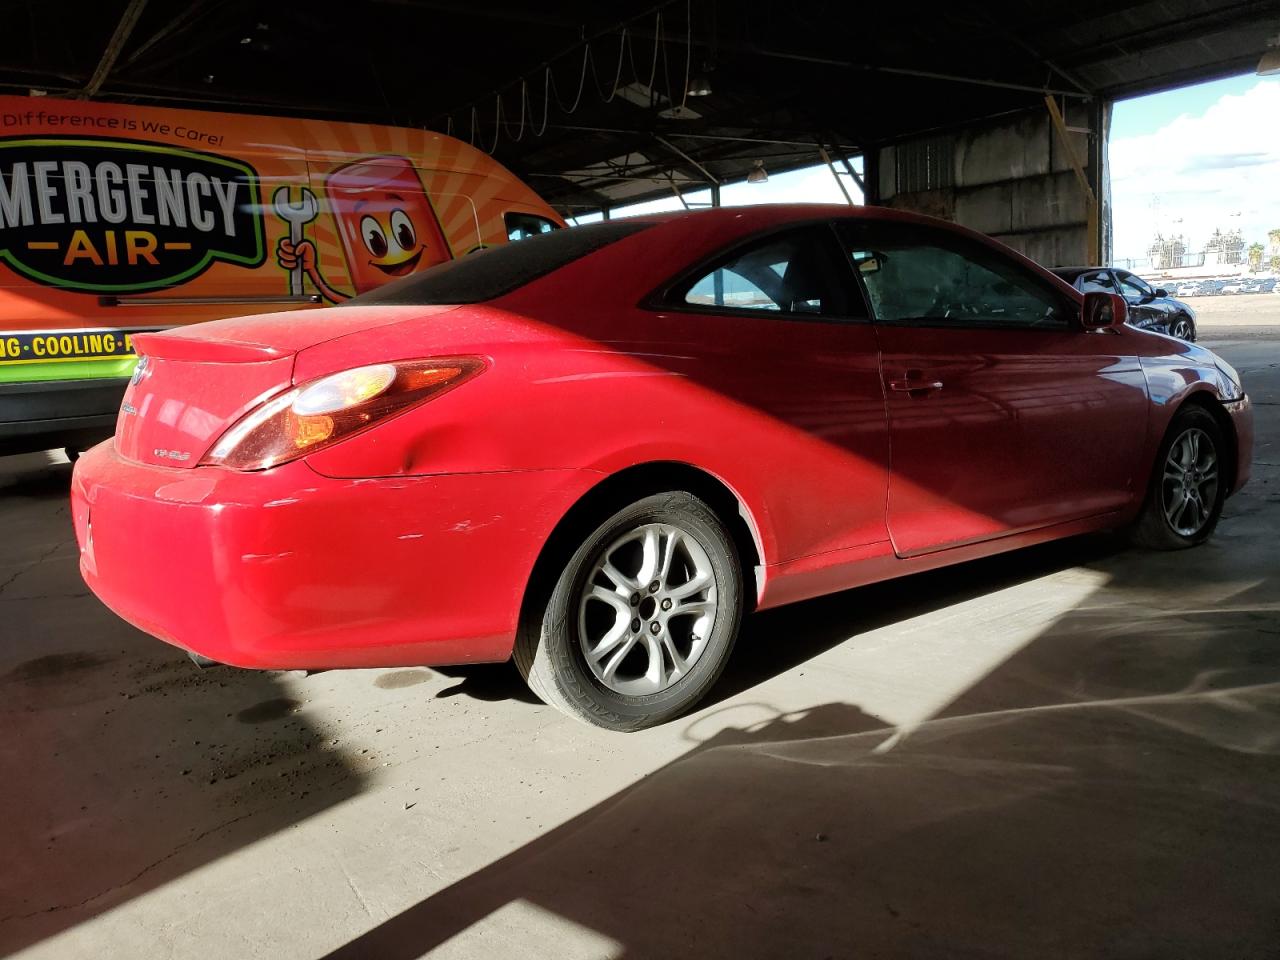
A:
[[276, 156, 451, 302]]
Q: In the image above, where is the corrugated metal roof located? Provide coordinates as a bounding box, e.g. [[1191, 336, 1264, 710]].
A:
[[3, 0, 1276, 212]]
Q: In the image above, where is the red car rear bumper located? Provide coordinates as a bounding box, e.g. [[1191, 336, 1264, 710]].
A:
[[71, 441, 592, 669]]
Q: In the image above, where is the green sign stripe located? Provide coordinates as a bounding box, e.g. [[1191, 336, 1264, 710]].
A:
[[0, 355, 135, 384]]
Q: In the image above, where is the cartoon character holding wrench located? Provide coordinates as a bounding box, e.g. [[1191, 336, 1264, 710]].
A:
[[276, 156, 452, 302]]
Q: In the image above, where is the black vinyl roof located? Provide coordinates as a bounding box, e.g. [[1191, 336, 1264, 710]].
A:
[[5, 0, 1278, 214], [344, 220, 654, 305]]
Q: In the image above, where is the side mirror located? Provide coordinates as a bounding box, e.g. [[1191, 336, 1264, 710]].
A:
[[1081, 291, 1128, 331], [1154, 287, 1168, 298]]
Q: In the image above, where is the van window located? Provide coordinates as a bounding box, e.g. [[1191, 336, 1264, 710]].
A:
[[506, 212, 560, 241], [344, 220, 650, 306]]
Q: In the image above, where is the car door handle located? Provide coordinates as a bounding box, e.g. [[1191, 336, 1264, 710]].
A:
[[888, 377, 944, 394]]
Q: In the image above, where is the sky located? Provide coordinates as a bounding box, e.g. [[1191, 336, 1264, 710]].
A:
[[568, 155, 859, 224], [1109, 74, 1280, 263]]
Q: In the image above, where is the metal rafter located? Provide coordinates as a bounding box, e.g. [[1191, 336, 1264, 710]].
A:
[[78, 0, 150, 100]]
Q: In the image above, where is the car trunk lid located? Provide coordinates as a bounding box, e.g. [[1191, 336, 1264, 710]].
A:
[[116, 305, 458, 468], [114, 353, 296, 467]]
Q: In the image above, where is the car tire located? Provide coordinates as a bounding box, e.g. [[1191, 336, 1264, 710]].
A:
[[1130, 406, 1226, 550], [1169, 313, 1196, 341], [514, 491, 742, 731]]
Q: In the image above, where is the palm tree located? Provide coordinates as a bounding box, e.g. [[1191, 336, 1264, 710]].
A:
[[1248, 242, 1265, 273]]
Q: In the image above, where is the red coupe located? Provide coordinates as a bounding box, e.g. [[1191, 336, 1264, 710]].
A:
[[72, 205, 1253, 730]]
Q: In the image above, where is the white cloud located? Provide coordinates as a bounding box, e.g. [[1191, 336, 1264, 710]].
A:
[[1109, 80, 1280, 262]]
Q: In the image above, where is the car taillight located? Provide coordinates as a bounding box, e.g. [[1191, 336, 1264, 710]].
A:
[[202, 358, 484, 471]]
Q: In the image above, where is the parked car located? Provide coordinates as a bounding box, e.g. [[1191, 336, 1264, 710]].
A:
[[1173, 281, 1203, 298], [72, 205, 1253, 730], [1052, 267, 1198, 341], [1220, 279, 1246, 295], [0, 95, 562, 459]]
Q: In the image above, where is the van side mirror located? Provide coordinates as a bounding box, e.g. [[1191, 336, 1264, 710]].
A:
[[1081, 291, 1128, 331]]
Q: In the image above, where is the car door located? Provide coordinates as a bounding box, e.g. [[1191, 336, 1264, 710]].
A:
[[644, 223, 890, 562], [1114, 270, 1167, 332], [835, 220, 1149, 557]]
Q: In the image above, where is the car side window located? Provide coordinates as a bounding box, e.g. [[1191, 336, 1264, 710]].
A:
[[836, 223, 1070, 329], [1117, 272, 1153, 299], [674, 226, 853, 318], [1078, 270, 1116, 293]]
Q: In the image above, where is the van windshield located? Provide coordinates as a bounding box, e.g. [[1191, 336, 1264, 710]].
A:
[[343, 220, 654, 306]]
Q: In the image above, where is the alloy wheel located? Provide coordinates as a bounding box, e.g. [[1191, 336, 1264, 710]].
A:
[[1170, 317, 1192, 340], [1161, 427, 1219, 537], [577, 522, 718, 696]]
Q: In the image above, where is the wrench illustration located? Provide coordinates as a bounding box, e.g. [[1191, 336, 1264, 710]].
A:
[[272, 185, 319, 297]]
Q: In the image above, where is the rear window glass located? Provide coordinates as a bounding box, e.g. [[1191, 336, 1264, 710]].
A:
[[343, 220, 653, 306]]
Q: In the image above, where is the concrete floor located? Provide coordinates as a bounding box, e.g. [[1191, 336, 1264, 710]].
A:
[[2, 325, 1277, 959]]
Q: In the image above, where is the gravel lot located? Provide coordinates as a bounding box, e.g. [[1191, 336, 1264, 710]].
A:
[[1184, 293, 1280, 340]]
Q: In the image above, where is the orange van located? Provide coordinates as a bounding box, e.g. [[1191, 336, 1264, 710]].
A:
[[0, 95, 562, 456]]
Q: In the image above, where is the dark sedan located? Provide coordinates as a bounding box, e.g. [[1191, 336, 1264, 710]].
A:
[[1053, 267, 1197, 341]]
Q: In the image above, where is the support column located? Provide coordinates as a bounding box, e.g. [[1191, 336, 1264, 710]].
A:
[[1089, 98, 1111, 265], [1045, 95, 1099, 264], [862, 148, 881, 205]]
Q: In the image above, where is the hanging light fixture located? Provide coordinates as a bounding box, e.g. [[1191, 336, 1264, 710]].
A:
[[746, 160, 768, 184], [688, 0, 717, 98]]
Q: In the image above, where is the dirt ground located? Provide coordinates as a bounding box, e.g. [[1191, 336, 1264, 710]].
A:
[[2, 331, 1278, 960], [1183, 293, 1280, 330]]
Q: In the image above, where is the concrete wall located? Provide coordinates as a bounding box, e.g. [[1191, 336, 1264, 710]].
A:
[[875, 103, 1099, 268]]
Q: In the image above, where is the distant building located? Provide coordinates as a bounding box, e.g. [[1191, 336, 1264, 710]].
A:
[[1147, 233, 1187, 269], [1204, 227, 1245, 266]]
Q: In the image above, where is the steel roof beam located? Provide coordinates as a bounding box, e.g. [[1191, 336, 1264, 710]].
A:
[[78, 0, 150, 100]]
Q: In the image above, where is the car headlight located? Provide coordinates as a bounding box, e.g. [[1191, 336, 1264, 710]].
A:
[[203, 358, 485, 471], [1213, 358, 1243, 402]]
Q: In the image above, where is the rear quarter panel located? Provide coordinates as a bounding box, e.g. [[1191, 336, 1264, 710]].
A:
[[300, 286, 892, 574]]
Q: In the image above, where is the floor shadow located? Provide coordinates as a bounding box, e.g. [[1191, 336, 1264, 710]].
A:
[[319, 590, 1280, 960], [0, 453, 367, 956], [319, 430, 1280, 958], [319, 680, 1280, 959], [432, 662, 542, 704], [716, 531, 1124, 705]]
